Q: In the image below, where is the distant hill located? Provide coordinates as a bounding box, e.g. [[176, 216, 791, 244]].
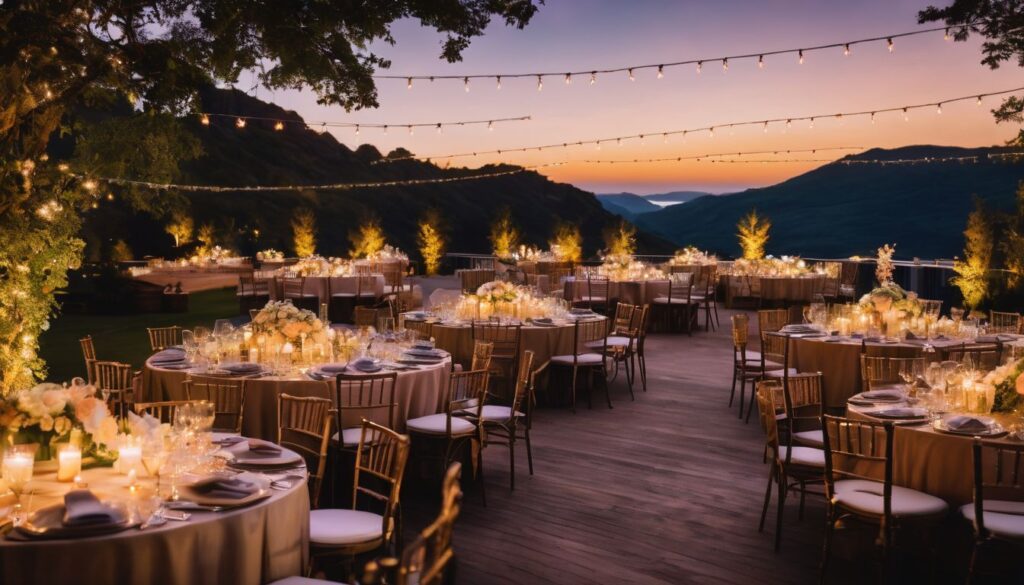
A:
[[635, 146, 1024, 260], [81, 88, 674, 264], [645, 191, 714, 207], [596, 193, 661, 219]]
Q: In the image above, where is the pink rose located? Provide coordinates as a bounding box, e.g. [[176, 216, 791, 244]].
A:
[[75, 396, 101, 427], [40, 389, 67, 414], [1015, 373, 1024, 396]]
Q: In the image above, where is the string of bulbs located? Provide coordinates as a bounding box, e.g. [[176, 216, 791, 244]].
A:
[[379, 24, 969, 91], [645, 154, 1024, 165], [198, 112, 532, 134], [578, 146, 864, 164], [372, 85, 1024, 164], [71, 163, 565, 193]]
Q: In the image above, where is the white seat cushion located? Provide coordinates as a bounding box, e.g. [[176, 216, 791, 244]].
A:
[[585, 336, 633, 350], [470, 404, 524, 422], [653, 296, 692, 304], [579, 295, 607, 302], [778, 445, 825, 468], [332, 427, 381, 447], [268, 577, 345, 585], [550, 353, 604, 366], [309, 509, 384, 545], [833, 479, 948, 518], [960, 500, 1024, 540], [405, 413, 476, 436], [764, 368, 799, 378], [793, 429, 824, 448]]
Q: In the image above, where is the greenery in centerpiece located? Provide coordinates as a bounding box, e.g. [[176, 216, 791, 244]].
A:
[[980, 358, 1024, 414], [0, 381, 119, 462]]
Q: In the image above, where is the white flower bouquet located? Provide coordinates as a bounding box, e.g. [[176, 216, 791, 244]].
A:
[[251, 300, 328, 346]]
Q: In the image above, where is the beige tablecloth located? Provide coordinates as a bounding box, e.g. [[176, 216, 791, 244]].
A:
[[847, 405, 1018, 506], [418, 319, 605, 370], [267, 275, 386, 301], [790, 337, 924, 408], [563, 278, 668, 306], [0, 452, 308, 585], [724, 275, 825, 304], [142, 359, 451, 436]]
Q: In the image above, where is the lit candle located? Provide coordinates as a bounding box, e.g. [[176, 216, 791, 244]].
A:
[[57, 444, 82, 482], [118, 444, 142, 475], [2, 453, 33, 485]]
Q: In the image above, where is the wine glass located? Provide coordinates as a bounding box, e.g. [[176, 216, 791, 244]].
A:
[[142, 438, 169, 497], [2, 445, 35, 526]]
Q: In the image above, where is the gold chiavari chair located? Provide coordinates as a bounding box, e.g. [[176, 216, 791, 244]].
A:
[[819, 262, 842, 302], [689, 264, 720, 331], [147, 326, 182, 351], [820, 416, 948, 583], [471, 340, 494, 372], [332, 372, 398, 449], [406, 370, 489, 504], [652, 272, 695, 334], [354, 306, 379, 329], [309, 420, 410, 573], [990, 310, 1022, 334], [277, 393, 333, 509], [388, 292, 414, 324], [283, 277, 319, 311], [593, 303, 638, 396], [964, 439, 1024, 581], [182, 374, 246, 434], [403, 319, 432, 341], [730, 313, 758, 410], [837, 261, 860, 302], [859, 356, 927, 392], [632, 305, 651, 393], [383, 265, 411, 296], [945, 344, 1001, 371], [575, 275, 609, 312], [459, 269, 494, 294], [783, 372, 825, 448], [548, 267, 572, 298], [755, 381, 824, 551], [133, 400, 192, 424], [550, 317, 610, 412], [237, 273, 270, 313], [93, 360, 134, 417], [80, 335, 97, 384], [740, 310, 794, 422], [469, 351, 535, 490], [362, 463, 463, 585], [471, 321, 521, 399]]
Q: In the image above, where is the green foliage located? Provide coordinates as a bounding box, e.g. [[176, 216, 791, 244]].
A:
[[349, 216, 385, 259], [952, 197, 994, 309], [417, 210, 446, 276], [603, 220, 637, 257], [291, 208, 318, 257], [550, 223, 583, 263], [737, 209, 770, 260], [490, 208, 520, 258], [110, 240, 133, 262]]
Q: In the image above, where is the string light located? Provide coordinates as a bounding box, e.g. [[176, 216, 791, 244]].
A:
[[628, 68, 635, 81], [565, 73, 572, 85], [903, 107, 909, 121], [537, 75, 543, 91], [763, 121, 769, 133], [436, 123, 442, 134], [197, 112, 531, 132], [379, 24, 967, 89], [722, 58, 728, 72], [758, 55, 764, 69], [463, 77, 470, 92], [373, 85, 1024, 164], [936, 103, 943, 115], [407, 77, 413, 89], [579, 146, 864, 165], [696, 61, 703, 74], [70, 163, 568, 193], [354, 124, 360, 135], [944, 28, 950, 41], [488, 121, 494, 131], [977, 95, 983, 106], [496, 76, 502, 89], [590, 71, 597, 85]]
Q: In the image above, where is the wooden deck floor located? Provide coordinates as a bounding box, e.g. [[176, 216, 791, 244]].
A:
[[399, 308, 841, 584]]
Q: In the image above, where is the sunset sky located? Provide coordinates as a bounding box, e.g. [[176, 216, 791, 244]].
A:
[[264, 0, 1022, 195]]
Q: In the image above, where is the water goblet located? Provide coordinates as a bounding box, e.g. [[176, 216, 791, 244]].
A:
[[2, 445, 35, 526]]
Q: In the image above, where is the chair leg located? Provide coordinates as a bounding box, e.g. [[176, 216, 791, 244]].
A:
[[603, 367, 613, 409], [477, 439, 487, 507], [820, 511, 835, 584], [759, 462, 775, 532], [508, 434, 516, 491], [966, 539, 981, 585], [586, 367, 593, 410], [745, 385, 758, 424], [639, 353, 647, 392], [738, 377, 746, 420], [570, 367, 579, 414], [774, 471, 786, 552], [625, 359, 635, 402], [729, 365, 738, 407], [524, 426, 534, 475], [798, 481, 806, 521]]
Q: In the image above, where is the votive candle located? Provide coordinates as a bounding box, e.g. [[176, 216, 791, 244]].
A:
[[118, 444, 142, 475], [57, 445, 82, 482]]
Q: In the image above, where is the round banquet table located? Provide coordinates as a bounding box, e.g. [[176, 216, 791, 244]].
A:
[[266, 275, 385, 301], [142, 358, 451, 436], [0, 447, 309, 585], [562, 278, 669, 306], [790, 337, 925, 409], [723, 275, 826, 305], [846, 404, 1019, 506], [403, 316, 608, 370]]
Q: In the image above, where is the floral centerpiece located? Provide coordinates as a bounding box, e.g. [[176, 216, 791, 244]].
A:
[[251, 300, 328, 347], [366, 245, 409, 264], [598, 254, 665, 281], [292, 255, 330, 276], [667, 246, 718, 266], [189, 245, 239, 266], [257, 248, 284, 262], [981, 358, 1024, 413], [858, 282, 922, 316], [729, 255, 810, 277], [0, 380, 119, 462], [475, 280, 523, 305]]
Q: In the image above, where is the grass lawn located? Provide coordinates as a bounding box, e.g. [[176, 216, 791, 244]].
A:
[[39, 288, 240, 383]]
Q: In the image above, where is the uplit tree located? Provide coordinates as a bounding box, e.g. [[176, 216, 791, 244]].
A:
[[490, 208, 520, 259], [550, 223, 583, 263], [603, 220, 637, 257], [291, 209, 317, 258], [920, 1, 1024, 144], [417, 210, 446, 276], [0, 2, 539, 392], [196, 223, 217, 254], [737, 209, 771, 260], [349, 218, 385, 259], [952, 198, 994, 309], [1000, 182, 1024, 286], [165, 210, 194, 248]]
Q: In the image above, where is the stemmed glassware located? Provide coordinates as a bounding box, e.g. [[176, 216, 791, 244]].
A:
[[2, 445, 35, 526]]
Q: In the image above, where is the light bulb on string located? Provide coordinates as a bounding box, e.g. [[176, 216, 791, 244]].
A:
[[758, 55, 764, 69], [888, 38, 894, 52], [696, 61, 703, 74], [662, 133, 669, 144], [436, 123, 442, 134], [977, 96, 983, 106], [595, 141, 602, 150], [354, 124, 359, 135], [565, 73, 572, 85], [639, 134, 645, 146], [936, 103, 943, 115], [616, 138, 622, 147], [708, 127, 714, 138], [235, 117, 246, 129], [657, 65, 664, 79], [870, 112, 876, 124], [944, 28, 950, 41], [763, 121, 769, 133], [590, 71, 597, 85], [903, 107, 909, 121], [408, 125, 414, 135], [809, 117, 815, 129], [786, 119, 792, 130], [496, 76, 502, 90], [407, 77, 413, 89], [628, 68, 635, 81], [722, 58, 728, 72], [274, 121, 284, 131], [798, 50, 804, 64], [844, 43, 850, 56], [463, 77, 470, 92], [488, 121, 494, 131], [383, 125, 388, 135], [536, 75, 543, 91], [200, 114, 210, 126]]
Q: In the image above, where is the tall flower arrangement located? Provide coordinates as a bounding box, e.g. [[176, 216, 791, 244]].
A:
[[875, 243, 896, 284], [349, 219, 385, 258]]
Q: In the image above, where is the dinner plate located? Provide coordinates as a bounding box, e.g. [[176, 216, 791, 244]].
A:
[[850, 392, 904, 404], [868, 407, 928, 420], [178, 473, 272, 507], [15, 504, 135, 540], [932, 418, 1007, 438]]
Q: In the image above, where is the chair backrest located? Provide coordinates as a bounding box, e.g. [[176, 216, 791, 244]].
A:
[[278, 393, 332, 508], [633, 305, 651, 354], [238, 274, 255, 296], [611, 303, 637, 335], [460, 269, 494, 293], [945, 344, 1001, 371], [183, 374, 246, 433], [822, 415, 894, 516], [357, 274, 379, 298], [471, 322, 521, 362], [471, 341, 494, 372], [755, 381, 785, 463], [404, 319, 433, 341], [586, 275, 609, 300], [990, 310, 1022, 334], [282, 277, 306, 298], [80, 336, 97, 384], [352, 420, 411, 547], [383, 266, 404, 292], [971, 439, 1024, 539], [666, 272, 693, 303], [446, 370, 490, 426], [839, 261, 859, 286], [387, 462, 463, 585], [134, 400, 191, 424], [783, 372, 823, 435], [858, 355, 926, 392], [757, 309, 789, 335], [731, 313, 749, 352], [572, 318, 608, 361], [147, 326, 182, 351], [93, 360, 133, 392], [353, 306, 378, 329], [509, 351, 536, 422], [334, 372, 398, 432]]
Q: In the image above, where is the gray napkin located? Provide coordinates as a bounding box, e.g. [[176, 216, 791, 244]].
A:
[[62, 490, 118, 527], [946, 415, 992, 432], [151, 348, 186, 365], [190, 476, 258, 500]]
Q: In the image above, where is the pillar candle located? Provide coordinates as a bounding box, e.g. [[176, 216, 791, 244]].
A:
[[57, 445, 82, 482]]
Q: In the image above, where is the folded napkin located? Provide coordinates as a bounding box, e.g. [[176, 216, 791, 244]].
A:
[[247, 440, 283, 456], [190, 476, 258, 500], [532, 317, 553, 324], [222, 362, 261, 373], [945, 415, 993, 432], [62, 490, 118, 527], [213, 435, 246, 446], [860, 390, 904, 400], [406, 312, 428, 320], [307, 371, 326, 381], [871, 407, 927, 419], [151, 348, 186, 365], [569, 308, 593, 315], [405, 348, 445, 358], [319, 363, 349, 374], [413, 340, 435, 350]]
